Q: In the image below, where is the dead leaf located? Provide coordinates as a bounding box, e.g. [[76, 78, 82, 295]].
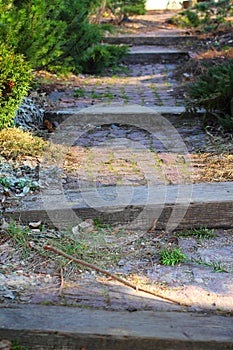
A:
[[44, 119, 55, 132]]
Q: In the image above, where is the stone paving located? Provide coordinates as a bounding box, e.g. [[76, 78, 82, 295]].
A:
[[46, 61, 208, 189], [48, 63, 183, 109]]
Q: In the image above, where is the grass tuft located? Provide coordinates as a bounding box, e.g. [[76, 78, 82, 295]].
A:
[[0, 128, 47, 158], [159, 247, 187, 266], [177, 227, 215, 239]]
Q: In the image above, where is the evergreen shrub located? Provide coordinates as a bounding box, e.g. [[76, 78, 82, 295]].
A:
[[0, 44, 31, 130], [81, 44, 128, 74], [187, 60, 233, 130]]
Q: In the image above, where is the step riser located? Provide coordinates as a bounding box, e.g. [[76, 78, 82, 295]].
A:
[[123, 52, 189, 64], [0, 305, 232, 350], [5, 201, 233, 231], [5, 182, 233, 231], [44, 109, 200, 126], [103, 36, 196, 46], [0, 329, 231, 350]]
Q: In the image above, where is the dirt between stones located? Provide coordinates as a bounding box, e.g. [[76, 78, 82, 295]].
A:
[[0, 220, 232, 313]]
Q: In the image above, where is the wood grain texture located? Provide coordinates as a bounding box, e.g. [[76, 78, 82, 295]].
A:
[[0, 305, 232, 350], [4, 182, 233, 230], [103, 35, 197, 46]]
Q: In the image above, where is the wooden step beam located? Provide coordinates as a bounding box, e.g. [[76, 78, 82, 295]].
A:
[[5, 182, 233, 231], [103, 35, 196, 46], [0, 305, 232, 350]]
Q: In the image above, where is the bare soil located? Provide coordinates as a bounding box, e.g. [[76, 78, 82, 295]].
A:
[[0, 221, 232, 313]]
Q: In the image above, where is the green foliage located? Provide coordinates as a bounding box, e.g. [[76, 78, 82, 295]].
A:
[[106, 0, 146, 22], [11, 341, 28, 350], [191, 258, 228, 273], [159, 247, 187, 266], [174, 9, 200, 28], [195, 0, 233, 31], [0, 0, 65, 69], [73, 88, 86, 98], [81, 44, 128, 74], [186, 60, 233, 130], [0, 0, 127, 74], [171, 0, 232, 31], [55, 0, 104, 73], [57, 240, 87, 258], [93, 217, 112, 229], [177, 227, 215, 239], [0, 44, 31, 130], [0, 176, 39, 196], [5, 220, 31, 257]]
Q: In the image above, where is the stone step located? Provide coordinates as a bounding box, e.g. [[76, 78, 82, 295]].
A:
[[123, 46, 189, 64], [44, 105, 205, 150], [8, 104, 227, 232], [104, 35, 196, 46], [45, 105, 192, 125], [0, 305, 232, 350]]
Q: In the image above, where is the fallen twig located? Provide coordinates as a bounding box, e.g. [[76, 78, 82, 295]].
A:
[[58, 267, 64, 296], [44, 245, 188, 307]]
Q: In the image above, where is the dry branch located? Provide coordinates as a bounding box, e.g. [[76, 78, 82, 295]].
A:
[[44, 245, 188, 307]]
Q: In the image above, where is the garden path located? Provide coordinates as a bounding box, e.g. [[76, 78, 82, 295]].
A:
[[1, 11, 233, 318]]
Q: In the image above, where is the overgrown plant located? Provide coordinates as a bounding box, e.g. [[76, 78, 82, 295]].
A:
[[159, 247, 187, 266], [0, 176, 39, 196], [55, 0, 104, 73], [190, 258, 228, 273], [171, 0, 233, 32], [11, 340, 28, 350], [0, 128, 47, 158], [80, 44, 128, 74], [5, 220, 31, 257], [177, 227, 215, 239], [186, 60, 233, 130], [0, 0, 65, 69], [0, 0, 127, 74], [0, 44, 31, 130], [107, 0, 146, 23]]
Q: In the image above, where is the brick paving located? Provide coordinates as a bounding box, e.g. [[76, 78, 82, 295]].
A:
[[48, 63, 182, 110], [44, 41, 209, 189]]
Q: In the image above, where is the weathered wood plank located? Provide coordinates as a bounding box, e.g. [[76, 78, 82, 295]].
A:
[[4, 182, 233, 230], [0, 305, 232, 350], [103, 35, 196, 46], [123, 50, 189, 64]]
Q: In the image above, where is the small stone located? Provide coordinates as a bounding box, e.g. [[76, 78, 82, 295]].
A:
[[72, 225, 80, 237], [118, 259, 125, 266], [78, 219, 94, 231], [0, 219, 9, 230], [194, 278, 204, 284], [31, 229, 41, 233], [3, 290, 15, 299], [0, 339, 12, 350], [126, 306, 138, 312], [29, 221, 42, 229]]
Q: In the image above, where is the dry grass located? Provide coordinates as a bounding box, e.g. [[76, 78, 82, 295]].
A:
[[192, 153, 233, 183], [196, 47, 233, 60], [0, 221, 156, 278], [0, 128, 47, 159]]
